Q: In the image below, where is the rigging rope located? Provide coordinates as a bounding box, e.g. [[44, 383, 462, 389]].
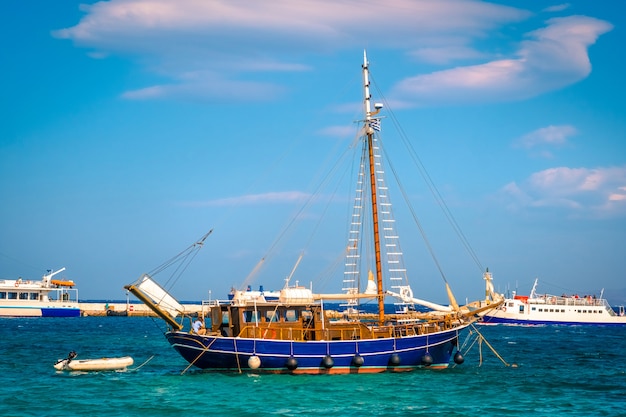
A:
[[148, 230, 213, 292], [239, 132, 357, 291], [369, 75, 485, 275]]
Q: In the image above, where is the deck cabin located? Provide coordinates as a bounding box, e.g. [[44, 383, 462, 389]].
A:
[[203, 288, 462, 342]]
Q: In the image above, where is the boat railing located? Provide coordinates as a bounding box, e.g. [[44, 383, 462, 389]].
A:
[[49, 287, 79, 303], [238, 323, 381, 341], [0, 285, 79, 303], [539, 295, 606, 307], [201, 299, 223, 307], [237, 318, 455, 341]]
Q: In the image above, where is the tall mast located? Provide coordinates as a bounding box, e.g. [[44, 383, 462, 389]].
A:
[[362, 51, 385, 326]]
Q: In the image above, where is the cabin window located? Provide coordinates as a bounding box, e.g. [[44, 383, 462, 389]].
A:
[[244, 310, 260, 323], [19, 292, 29, 300], [508, 302, 514, 307], [531, 307, 536, 311], [285, 309, 298, 322], [519, 305, 524, 313], [221, 311, 229, 325], [0, 292, 6, 299], [8, 292, 17, 300], [29, 293, 39, 300], [265, 311, 279, 322]]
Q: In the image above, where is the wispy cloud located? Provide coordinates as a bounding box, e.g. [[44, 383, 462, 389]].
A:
[[121, 71, 288, 102], [53, 1, 612, 105], [409, 45, 488, 65], [181, 191, 311, 207], [513, 125, 578, 158], [53, 0, 528, 102], [501, 166, 626, 218], [317, 125, 359, 138], [391, 15, 613, 106], [516, 125, 577, 148], [543, 4, 571, 13]]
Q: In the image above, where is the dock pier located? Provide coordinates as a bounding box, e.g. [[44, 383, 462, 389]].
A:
[[79, 302, 205, 317]]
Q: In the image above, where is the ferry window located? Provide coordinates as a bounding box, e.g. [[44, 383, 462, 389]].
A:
[[508, 302, 514, 307], [8, 292, 17, 300], [222, 311, 229, 324], [244, 310, 260, 323], [0, 292, 6, 299], [519, 306, 524, 313], [265, 311, 279, 322], [285, 309, 298, 322], [531, 307, 536, 311], [19, 292, 29, 300], [549, 309, 554, 312], [30, 293, 39, 300]]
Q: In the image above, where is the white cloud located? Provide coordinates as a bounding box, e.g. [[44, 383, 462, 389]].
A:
[[501, 166, 626, 218], [409, 45, 488, 65], [182, 191, 311, 207], [513, 125, 578, 157], [121, 71, 287, 102], [516, 125, 577, 149], [52, 1, 612, 105], [543, 4, 571, 13], [53, 0, 528, 101], [317, 125, 359, 138], [391, 15, 613, 106]]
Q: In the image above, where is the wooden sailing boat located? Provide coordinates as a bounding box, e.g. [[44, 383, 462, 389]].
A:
[[126, 51, 502, 374]]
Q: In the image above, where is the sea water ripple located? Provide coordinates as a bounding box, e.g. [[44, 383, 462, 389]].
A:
[[1, 317, 625, 416]]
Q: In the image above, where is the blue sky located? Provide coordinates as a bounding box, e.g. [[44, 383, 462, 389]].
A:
[[1, 0, 625, 304]]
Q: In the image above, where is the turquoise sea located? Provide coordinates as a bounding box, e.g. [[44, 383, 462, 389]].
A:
[[1, 316, 625, 417]]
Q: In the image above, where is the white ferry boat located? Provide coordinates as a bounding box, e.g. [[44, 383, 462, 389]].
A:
[[482, 279, 626, 326], [228, 285, 281, 302], [0, 267, 80, 317]]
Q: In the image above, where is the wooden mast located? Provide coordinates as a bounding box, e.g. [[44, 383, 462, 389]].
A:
[[362, 51, 385, 326]]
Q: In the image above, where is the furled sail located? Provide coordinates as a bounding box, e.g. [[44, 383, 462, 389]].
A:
[[125, 274, 184, 330]]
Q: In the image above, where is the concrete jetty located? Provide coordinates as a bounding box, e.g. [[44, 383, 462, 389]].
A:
[[79, 302, 205, 317]]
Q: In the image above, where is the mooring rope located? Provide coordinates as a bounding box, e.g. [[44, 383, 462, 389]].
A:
[[457, 324, 510, 368], [234, 338, 242, 374], [129, 355, 155, 371], [181, 337, 218, 375], [469, 324, 510, 366]]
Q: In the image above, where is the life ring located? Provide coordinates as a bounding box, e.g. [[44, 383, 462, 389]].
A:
[[502, 306, 507, 312], [263, 329, 277, 339], [14, 282, 19, 287]]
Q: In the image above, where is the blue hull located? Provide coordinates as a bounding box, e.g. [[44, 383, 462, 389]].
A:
[[166, 327, 463, 374], [0, 306, 80, 317], [41, 308, 81, 317]]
